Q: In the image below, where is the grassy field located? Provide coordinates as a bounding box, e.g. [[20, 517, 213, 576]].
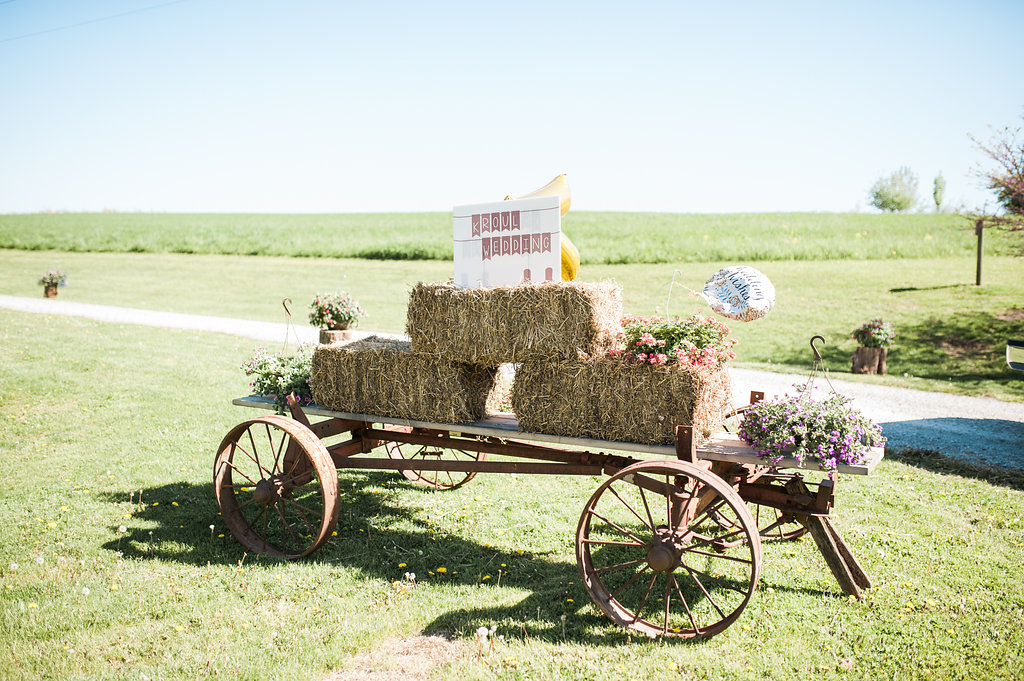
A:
[[3, 249, 1023, 401], [1, 311, 1022, 680], [1, 211, 1020, 263]]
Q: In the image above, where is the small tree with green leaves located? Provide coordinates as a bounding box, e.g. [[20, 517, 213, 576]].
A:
[[933, 172, 946, 212], [869, 166, 918, 212]]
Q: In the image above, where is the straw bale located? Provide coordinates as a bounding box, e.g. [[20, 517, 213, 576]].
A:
[[311, 336, 501, 423], [406, 281, 623, 364], [511, 357, 732, 445]]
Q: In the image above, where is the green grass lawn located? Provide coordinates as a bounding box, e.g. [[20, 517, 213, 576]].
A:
[[3, 249, 1022, 401], [1, 211, 1020, 263], [1, 312, 1022, 680]]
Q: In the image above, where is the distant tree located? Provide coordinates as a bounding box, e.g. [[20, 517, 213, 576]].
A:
[[932, 172, 946, 212], [869, 166, 918, 212], [970, 116, 1024, 216]]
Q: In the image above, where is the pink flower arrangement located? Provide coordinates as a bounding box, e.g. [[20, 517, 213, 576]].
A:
[[618, 314, 737, 369]]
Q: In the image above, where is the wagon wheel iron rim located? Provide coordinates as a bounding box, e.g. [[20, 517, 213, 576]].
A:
[[214, 415, 339, 559], [383, 426, 486, 490], [576, 460, 762, 639]]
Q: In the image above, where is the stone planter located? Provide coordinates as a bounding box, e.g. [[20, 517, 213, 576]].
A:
[[851, 346, 887, 375], [319, 328, 353, 344], [43, 285, 58, 299]]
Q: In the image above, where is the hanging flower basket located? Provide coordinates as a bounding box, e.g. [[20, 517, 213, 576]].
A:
[[738, 384, 885, 477], [309, 291, 365, 342]]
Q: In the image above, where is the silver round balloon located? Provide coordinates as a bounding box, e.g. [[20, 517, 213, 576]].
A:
[[701, 266, 776, 322]]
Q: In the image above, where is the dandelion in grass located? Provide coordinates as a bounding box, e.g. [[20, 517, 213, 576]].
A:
[[28, 602, 38, 609], [398, 563, 406, 568], [437, 567, 447, 574]]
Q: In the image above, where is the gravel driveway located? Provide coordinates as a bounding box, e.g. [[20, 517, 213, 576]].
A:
[[4, 294, 1022, 470]]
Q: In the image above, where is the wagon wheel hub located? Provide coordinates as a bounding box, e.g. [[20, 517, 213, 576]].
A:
[[253, 478, 280, 506], [647, 526, 686, 573]]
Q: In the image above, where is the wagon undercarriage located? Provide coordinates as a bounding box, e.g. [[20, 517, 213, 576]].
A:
[[215, 393, 882, 639]]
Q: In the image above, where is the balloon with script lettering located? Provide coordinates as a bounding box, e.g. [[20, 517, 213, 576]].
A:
[[701, 266, 775, 322]]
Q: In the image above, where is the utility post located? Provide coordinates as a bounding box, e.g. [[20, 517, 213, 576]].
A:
[[975, 219, 984, 286]]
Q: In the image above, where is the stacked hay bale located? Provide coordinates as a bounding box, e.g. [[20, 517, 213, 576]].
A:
[[406, 281, 622, 364], [510, 357, 732, 445], [311, 336, 502, 423]]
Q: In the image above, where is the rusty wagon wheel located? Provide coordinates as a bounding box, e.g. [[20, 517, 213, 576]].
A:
[[384, 426, 486, 490], [577, 460, 762, 639], [214, 415, 339, 559]]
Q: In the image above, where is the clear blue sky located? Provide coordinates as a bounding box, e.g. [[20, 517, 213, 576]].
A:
[[1, 0, 1021, 214]]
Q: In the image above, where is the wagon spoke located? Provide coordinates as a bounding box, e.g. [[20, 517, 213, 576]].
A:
[[283, 498, 318, 536], [586, 509, 647, 547], [593, 558, 647, 575], [235, 497, 260, 513], [760, 514, 791, 538], [680, 565, 727, 619], [609, 565, 651, 601], [670, 573, 701, 635], [678, 496, 729, 534], [276, 502, 302, 549], [271, 426, 288, 474], [277, 472, 322, 490], [637, 485, 656, 532], [680, 547, 754, 565], [665, 474, 672, 525], [580, 538, 645, 548], [663, 574, 672, 634], [244, 426, 265, 474], [683, 563, 748, 598], [223, 460, 258, 486], [627, 572, 658, 620], [608, 484, 653, 531]]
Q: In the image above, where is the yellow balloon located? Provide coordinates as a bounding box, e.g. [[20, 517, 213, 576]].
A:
[[504, 174, 579, 280], [561, 232, 580, 281], [515, 173, 571, 216]]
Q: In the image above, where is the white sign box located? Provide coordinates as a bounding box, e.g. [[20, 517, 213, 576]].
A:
[[453, 196, 561, 288]]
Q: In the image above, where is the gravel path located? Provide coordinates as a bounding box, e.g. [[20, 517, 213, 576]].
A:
[[4, 294, 1022, 470]]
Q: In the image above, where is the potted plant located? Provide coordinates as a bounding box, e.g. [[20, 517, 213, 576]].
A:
[[850, 319, 896, 375], [737, 384, 885, 477], [39, 269, 67, 298], [308, 291, 365, 344], [241, 345, 315, 413]]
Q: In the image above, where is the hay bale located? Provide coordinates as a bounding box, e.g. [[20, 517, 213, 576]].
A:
[[311, 336, 501, 423], [406, 281, 622, 365], [511, 358, 732, 445]]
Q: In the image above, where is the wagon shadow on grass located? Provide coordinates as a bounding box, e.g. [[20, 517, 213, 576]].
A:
[[98, 470, 824, 645]]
